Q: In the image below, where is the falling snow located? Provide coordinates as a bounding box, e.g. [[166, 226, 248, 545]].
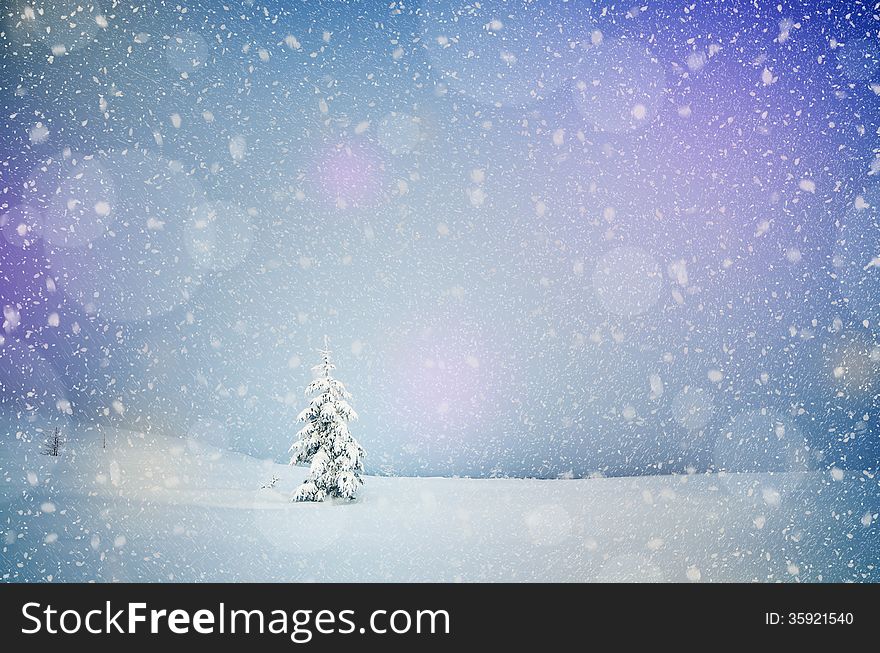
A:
[[1, 0, 878, 582]]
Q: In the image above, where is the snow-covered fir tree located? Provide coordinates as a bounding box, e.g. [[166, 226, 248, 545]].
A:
[[289, 338, 365, 501]]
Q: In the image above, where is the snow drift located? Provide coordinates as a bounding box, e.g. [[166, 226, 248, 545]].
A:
[[1, 428, 877, 582]]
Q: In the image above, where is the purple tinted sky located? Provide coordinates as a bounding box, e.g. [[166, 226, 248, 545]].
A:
[[1, 0, 879, 478]]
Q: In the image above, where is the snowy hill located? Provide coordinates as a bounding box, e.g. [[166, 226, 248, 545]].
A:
[[1, 428, 877, 582]]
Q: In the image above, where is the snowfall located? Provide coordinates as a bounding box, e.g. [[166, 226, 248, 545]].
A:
[[1, 426, 877, 583]]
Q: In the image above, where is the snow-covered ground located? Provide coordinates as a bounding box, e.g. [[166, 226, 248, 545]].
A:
[[1, 428, 877, 582]]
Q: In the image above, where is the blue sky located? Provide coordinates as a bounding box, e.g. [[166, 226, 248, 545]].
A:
[[1, 0, 879, 477]]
